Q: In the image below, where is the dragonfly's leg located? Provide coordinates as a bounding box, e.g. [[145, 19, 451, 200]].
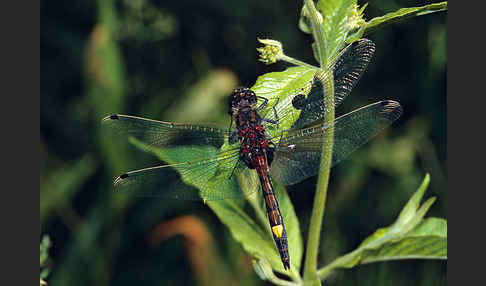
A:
[[256, 96, 269, 112], [228, 132, 238, 144], [229, 159, 239, 180], [227, 117, 239, 144], [271, 97, 280, 128], [262, 118, 278, 124], [278, 130, 285, 146], [261, 97, 280, 129], [269, 128, 290, 147], [227, 117, 234, 139]]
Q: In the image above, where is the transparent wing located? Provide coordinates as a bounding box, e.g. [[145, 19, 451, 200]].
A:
[[270, 100, 403, 186], [263, 38, 376, 130], [102, 114, 248, 200], [113, 148, 256, 201], [102, 114, 230, 149]]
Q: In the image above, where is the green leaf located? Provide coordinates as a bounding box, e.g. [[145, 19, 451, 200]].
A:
[[253, 256, 274, 281], [316, 0, 355, 60], [40, 235, 51, 266], [298, 5, 313, 35], [317, 174, 447, 280], [208, 188, 303, 275], [251, 66, 317, 136], [128, 138, 246, 201], [129, 137, 303, 276], [300, 0, 355, 65], [207, 199, 279, 262], [361, 218, 447, 263], [253, 254, 302, 286], [40, 235, 52, 280], [378, 173, 433, 237], [347, 2, 448, 42]]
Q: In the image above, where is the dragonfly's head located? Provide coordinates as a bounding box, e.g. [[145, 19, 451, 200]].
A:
[[228, 87, 257, 115]]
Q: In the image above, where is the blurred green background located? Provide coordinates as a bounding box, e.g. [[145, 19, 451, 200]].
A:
[[40, 0, 446, 285]]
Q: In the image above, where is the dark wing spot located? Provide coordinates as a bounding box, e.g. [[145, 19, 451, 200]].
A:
[[292, 94, 306, 109], [109, 114, 119, 120], [119, 173, 129, 179], [379, 100, 403, 121]]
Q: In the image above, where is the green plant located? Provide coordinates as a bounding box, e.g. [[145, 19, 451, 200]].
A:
[[40, 235, 52, 286], [120, 1, 447, 285]]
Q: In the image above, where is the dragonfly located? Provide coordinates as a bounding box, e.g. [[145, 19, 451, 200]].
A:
[[102, 39, 403, 270]]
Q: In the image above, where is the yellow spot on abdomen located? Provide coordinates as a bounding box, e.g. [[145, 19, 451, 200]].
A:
[[272, 225, 284, 238]]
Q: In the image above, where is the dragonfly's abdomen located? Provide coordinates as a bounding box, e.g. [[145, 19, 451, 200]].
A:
[[235, 109, 288, 269], [253, 156, 290, 270]]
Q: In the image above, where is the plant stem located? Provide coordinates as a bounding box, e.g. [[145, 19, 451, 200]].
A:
[[302, 71, 334, 285], [303, 0, 328, 68], [279, 54, 320, 70], [301, 1, 334, 285], [316, 249, 361, 280]]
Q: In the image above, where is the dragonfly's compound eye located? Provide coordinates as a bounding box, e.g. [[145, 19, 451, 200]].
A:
[[229, 87, 257, 109], [229, 88, 243, 114]]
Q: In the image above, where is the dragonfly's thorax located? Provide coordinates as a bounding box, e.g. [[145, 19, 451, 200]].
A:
[[236, 109, 275, 169]]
